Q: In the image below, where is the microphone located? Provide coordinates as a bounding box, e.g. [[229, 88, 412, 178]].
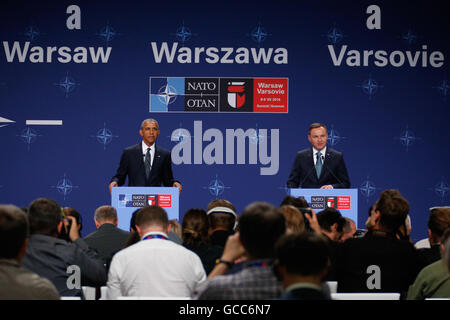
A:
[[299, 165, 317, 189], [323, 159, 345, 188]]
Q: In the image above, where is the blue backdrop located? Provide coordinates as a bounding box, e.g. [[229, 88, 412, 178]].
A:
[[1, 0, 449, 242]]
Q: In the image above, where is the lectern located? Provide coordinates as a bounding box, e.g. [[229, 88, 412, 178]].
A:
[[111, 187, 179, 231]]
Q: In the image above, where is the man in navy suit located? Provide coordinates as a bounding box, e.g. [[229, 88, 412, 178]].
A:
[[286, 123, 350, 189], [109, 119, 182, 193]]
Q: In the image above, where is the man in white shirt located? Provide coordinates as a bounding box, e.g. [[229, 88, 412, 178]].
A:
[[106, 206, 206, 299]]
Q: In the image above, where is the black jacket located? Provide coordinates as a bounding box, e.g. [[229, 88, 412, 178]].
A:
[[335, 230, 421, 297], [286, 147, 350, 189], [111, 143, 177, 187], [84, 223, 130, 266]]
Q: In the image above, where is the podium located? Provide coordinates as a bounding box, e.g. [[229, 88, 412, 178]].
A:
[[111, 187, 180, 231], [288, 188, 358, 227]]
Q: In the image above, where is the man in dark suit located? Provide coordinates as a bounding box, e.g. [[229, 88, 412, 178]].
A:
[[335, 190, 422, 298], [286, 123, 350, 189], [109, 119, 182, 193], [83, 205, 130, 267]]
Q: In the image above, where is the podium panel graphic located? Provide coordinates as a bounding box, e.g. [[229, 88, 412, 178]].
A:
[[111, 187, 179, 231], [289, 188, 358, 228]]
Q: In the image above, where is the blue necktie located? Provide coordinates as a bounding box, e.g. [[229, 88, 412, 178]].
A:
[[144, 147, 151, 179], [316, 152, 322, 178]]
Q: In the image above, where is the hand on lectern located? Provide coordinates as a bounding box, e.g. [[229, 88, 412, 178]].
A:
[[173, 181, 182, 193], [109, 181, 118, 194]]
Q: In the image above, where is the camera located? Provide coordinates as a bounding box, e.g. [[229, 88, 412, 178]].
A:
[[58, 216, 73, 242], [295, 206, 312, 231]]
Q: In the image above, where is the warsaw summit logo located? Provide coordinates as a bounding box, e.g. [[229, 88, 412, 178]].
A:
[[149, 77, 288, 113], [227, 82, 246, 109]]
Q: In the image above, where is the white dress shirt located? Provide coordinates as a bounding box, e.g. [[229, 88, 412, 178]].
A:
[[106, 231, 206, 299], [312, 146, 326, 165], [141, 141, 155, 167]]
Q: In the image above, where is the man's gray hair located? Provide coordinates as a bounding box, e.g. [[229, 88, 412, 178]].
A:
[[94, 205, 118, 223], [140, 118, 159, 130]]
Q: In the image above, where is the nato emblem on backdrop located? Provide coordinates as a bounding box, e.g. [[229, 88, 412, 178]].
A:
[[52, 174, 78, 201], [149, 77, 185, 112], [360, 176, 378, 202], [92, 123, 118, 150], [327, 126, 346, 146], [18, 127, 41, 150], [202, 174, 231, 198], [54, 73, 79, 97], [249, 22, 270, 45], [431, 177, 450, 202], [149, 77, 288, 113], [358, 74, 383, 99]]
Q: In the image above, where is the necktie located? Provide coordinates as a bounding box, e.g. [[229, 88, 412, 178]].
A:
[[315, 152, 322, 178], [144, 147, 151, 179]]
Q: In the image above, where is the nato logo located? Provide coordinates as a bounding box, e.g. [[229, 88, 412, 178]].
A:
[[400, 29, 418, 46], [150, 77, 185, 112], [327, 125, 346, 146], [92, 123, 118, 150], [431, 177, 450, 202], [119, 194, 133, 208], [54, 72, 79, 97], [18, 127, 41, 150], [97, 23, 120, 43], [434, 80, 449, 100], [358, 74, 383, 99], [249, 22, 271, 47], [395, 126, 420, 152], [172, 21, 196, 44], [23, 25, 41, 42], [52, 174, 78, 200], [249, 124, 266, 145], [326, 26, 345, 45], [203, 174, 231, 198], [170, 123, 191, 144], [360, 176, 378, 201]]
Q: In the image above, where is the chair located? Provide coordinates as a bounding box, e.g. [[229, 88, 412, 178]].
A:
[[82, 286, 96, 300], [326, 281, 338, 294], [331, 293, 400, 300]]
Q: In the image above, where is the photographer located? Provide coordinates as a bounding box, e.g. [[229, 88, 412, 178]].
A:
[[280, 195, 313, 232], [21, 198, 106, 298]]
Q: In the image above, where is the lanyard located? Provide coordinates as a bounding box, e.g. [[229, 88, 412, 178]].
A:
[[143, 234, 168, 241], [246, 260, 273, 269]]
